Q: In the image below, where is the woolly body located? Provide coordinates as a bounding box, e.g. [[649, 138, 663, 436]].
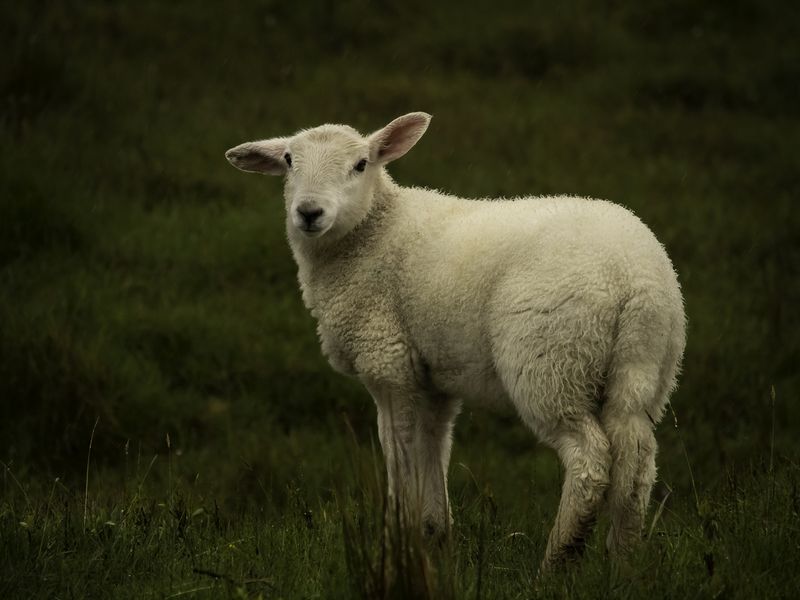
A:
[[226, 113, 686, 569]]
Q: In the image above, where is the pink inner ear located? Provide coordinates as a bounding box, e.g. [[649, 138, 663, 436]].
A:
[[379, 127, 420, 156], [374, 114, 429, 163]]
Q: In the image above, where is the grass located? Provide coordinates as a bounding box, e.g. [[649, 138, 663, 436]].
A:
[[2, 441, 799, 599], [1, 0, 799, 597]]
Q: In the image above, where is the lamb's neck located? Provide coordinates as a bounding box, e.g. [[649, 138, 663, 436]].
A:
[[290, 172, 401, 305]]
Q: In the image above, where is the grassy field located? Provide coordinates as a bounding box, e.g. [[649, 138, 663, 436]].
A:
[[2, 443, 799, 598], [2, 1, 799, 597]]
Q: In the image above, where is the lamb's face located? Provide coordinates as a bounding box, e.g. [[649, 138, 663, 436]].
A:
[[226, 112, 431, 242], [282, 126, 376, 239]]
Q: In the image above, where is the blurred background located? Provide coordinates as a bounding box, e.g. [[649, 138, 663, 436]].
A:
[[2, 0, 798, 509]]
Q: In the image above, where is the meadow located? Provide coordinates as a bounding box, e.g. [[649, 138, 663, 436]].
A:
[[1, 1, 799, 597]]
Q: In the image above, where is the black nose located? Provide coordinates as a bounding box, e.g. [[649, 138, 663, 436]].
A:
[[297, 206, 324, 226]]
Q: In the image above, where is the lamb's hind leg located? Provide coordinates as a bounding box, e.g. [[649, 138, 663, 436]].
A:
[[602, 409, 657, 554], [602, 306, 685, 555], [602, 350, 681, 554], [540, 414, 612, 569]]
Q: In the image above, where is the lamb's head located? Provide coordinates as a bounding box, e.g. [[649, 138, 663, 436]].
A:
[[226, 112, 431, 241]]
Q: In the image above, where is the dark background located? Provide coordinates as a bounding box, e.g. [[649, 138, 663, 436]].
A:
[[2, 0, 798, 508]]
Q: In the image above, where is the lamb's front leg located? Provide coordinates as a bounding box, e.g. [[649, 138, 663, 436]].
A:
[[371, 384, 459, 539]]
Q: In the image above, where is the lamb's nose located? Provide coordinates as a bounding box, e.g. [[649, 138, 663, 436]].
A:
[[297, 205, 324, 226]]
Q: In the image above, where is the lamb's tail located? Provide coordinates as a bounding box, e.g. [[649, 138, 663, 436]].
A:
[[600, 291, 684, 552]]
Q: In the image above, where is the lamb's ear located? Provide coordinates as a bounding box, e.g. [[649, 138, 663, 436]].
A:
[[368, 112, 431, 164], [225, 137, 289, 175]]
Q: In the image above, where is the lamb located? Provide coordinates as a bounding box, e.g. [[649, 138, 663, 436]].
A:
[[225, 112, 686, 569]]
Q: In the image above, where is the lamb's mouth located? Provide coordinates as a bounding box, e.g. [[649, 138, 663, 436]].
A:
[[298, 225, 325, 237]]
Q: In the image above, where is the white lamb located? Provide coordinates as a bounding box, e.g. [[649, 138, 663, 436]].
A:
[[226, 112, 686, 568]]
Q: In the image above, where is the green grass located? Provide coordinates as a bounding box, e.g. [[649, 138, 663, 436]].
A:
[[1, 0, 799, 597], [2, 445, 799, 598]]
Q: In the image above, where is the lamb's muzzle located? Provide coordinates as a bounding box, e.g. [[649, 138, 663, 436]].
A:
[[295, 203, 325, 230]]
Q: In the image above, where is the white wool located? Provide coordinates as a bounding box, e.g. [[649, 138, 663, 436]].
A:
[[227, 113, 686, 568]]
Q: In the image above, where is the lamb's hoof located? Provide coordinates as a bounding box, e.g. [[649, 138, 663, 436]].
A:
[[538, 546, 583, 576], [422, 519, 449, 549]]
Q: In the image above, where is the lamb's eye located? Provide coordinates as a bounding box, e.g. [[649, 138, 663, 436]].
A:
[[284, 153, 292, 167], [354, 158, 367, 173]]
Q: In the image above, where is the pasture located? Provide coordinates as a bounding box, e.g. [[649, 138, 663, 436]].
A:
[[1, 1, 798, 597]]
